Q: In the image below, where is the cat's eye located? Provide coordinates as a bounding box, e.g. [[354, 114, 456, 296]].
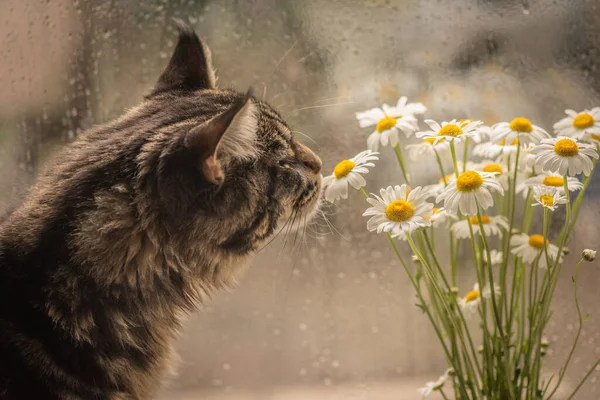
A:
[[278, 160, 292, 169]]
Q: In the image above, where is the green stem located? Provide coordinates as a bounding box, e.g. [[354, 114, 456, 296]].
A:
[[393, 144, 411, 185], [449, 140, 460, 175], [567, 358, 600, 400], [547, 258, 585, 399]]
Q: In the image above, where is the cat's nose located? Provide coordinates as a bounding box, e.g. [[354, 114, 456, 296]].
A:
[[296, 142, 322, 174]]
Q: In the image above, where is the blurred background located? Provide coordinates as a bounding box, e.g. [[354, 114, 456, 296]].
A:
[[1, 0, 600, 398]]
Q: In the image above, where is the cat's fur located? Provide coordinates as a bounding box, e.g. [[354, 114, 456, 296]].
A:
[[0, 21, 322, 400]]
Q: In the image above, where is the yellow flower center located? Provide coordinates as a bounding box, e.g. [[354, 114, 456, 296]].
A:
[[542, 176, 564, 187], [553, 138, 579, 157], [482, 163, 503, 174], [459, 119, 474, 126], [376, 116, 397, 133], [456, 171, 484, 192], [385, 200, 415, 222], [539, 194, 554, 206], [438, 124, 463, 137], [509, 117, 533, 133], [432, 207, 441, 214], [573, 113, 594, 129], [439, 173, 455, 185], [470, 215, 491, 224], [424, 138, 436, 145], [591, 133, 600, 142], [498, 138, 519, 146], [333, 160, 355, 179], [528, 234, 549, 249], [465, 290, 481, 303]]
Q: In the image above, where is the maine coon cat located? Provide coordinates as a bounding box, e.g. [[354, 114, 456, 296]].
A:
[[0, 20, 322, 400]]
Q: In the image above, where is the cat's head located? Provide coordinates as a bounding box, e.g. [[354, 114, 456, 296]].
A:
[[133, 21, 322, 256]]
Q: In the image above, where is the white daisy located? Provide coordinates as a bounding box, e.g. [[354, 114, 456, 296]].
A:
[[510, 233, 560, 268], [418, 371, 449, 399], [531, 137, 599, 176], [406, 138, 450, 161], [386, 95, 427, 117], [458, 119, 487, 143], [458, 283, 501, 316], [363, 185, 433, 237], [468, 160, 510, 189], [518, 171, 583, 195], [429, 207, 455, 228], [531, 186, 568, 211], [323, 151, 379, 203], [492, 117, 550, 145], [427, 173, 457, 198], [416, 119, 483, 145], [356, 99, 424, 151], [554, 108, 600, 140], [436, 170, 504, 216], [483, 249, 503, 266], [473, 138, 519, 159], [452, 214, 508, 239]]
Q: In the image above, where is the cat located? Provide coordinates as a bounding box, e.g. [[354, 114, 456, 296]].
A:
[[0, 20, 322, 400]]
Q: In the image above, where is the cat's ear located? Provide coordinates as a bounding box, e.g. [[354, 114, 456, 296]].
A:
[[150, 19, 216, 96], [185, 91, 259, 185]]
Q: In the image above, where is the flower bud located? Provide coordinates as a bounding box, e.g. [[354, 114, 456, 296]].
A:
[[541, 337, 550, 348], [411, 255, 421, 264], [583, 249, 596, 262], [562, 246, 570, 255]]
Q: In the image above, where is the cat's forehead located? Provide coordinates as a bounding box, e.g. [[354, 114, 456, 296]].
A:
[[255, 100, 293, 143]]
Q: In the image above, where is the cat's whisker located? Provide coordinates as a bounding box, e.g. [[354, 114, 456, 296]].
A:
[[311, 96, 351, 104], [256, 213, 294, 254], [285, 101, 356, 120], [291, 130, 320, 149], [278, 210, 299, 260], [318, 207, 350, 241], [268, 39, 298, 81]]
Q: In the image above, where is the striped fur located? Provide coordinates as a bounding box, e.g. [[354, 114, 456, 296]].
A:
[[0, 22, 322, 400]]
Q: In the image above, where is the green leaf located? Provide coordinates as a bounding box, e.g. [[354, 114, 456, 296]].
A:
[[585, 313, 591, 322]]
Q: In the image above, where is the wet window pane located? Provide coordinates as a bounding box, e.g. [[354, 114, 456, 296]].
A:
[[2, 1, 600, 399]]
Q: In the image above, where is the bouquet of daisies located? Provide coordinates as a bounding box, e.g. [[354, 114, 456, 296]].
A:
[[323, 99, 600, 399]]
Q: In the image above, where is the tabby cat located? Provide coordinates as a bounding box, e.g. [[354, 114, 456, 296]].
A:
[[0, 20, 322, 400]]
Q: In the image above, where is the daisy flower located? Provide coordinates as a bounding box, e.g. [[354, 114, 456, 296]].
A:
[[452, 214, 508, 239], [356, 97, 425, 151], [483, 249, 503, 266], [531, 137, 599, 176], [436, 170, 504, 216], [458, 283, 501, 316], [418, 371, 449, 399], [363, 185, 433, 237], [416, 119, 483, 145], [531, 186, 568, 211], [468, 160, 510, 189], [323, 151, 379, 203], [492, 117, 550, 145], [406, 138, 450, 161], [553, 108, 600, 140], [427, 173, 457, 198], [518, 171, 583, 195], [429, 207, 455, 228], [473, 138, 520, 159], [388, 95, 427, 116], [510, 233, 560, 268]]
